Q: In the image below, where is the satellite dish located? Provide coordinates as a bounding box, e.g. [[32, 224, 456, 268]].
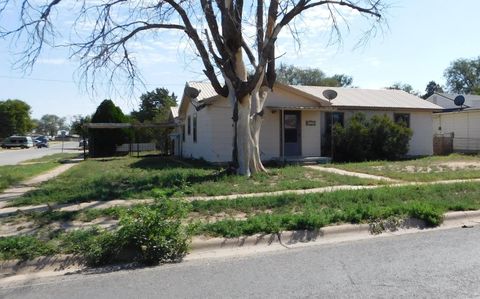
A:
[[454, 95, 465, 106], [322, 89, 338, 100]]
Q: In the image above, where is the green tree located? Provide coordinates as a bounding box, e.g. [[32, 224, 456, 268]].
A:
[[422, 81, 444, 99], [70, 115, 92, 137], [130, 88, 177, 153], [386, 82, 420, 96], [0, 99, 34, 138], [444, 57, 480, 95], [36, 114, 67, 136], [276, 64, 353, 87], [90, 100, 130, 157], [131, 88, 177, 122]]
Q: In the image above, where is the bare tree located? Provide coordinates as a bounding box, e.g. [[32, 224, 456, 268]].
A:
[[0, 0, 386, 176]]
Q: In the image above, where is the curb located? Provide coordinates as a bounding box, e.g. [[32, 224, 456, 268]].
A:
[[191, 223, 372, 251], [2, 211, 480, 278], [0, 255, 84, 277], [190, 210, 480, 252]]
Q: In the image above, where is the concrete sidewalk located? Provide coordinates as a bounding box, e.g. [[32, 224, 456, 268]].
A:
[[305, 165, 401, 182], [2, 177, 480, 219], [0, 163, 78, 209]]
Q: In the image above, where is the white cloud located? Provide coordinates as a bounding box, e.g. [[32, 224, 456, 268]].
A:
[[37, 58, 70, 65]]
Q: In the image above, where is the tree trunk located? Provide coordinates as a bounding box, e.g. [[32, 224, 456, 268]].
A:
[[228, 48, 269, 176]]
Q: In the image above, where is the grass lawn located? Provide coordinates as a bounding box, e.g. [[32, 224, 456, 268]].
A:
[[0, 153, 78, 192], [9, 156, 377, 207], [2, 181, 480, 262], [327, 154, 480, 182]]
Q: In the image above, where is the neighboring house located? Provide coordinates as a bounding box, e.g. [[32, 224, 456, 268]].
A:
[[426, 93, 480, 152], [170, 82, 442, 163]]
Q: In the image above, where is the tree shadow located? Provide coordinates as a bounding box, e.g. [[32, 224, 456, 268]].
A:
[[130, 156, 217, 170]]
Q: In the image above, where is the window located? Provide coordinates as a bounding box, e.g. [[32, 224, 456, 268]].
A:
[[187, 116, 191, 135], [394, 113, 410, 128], [325, 112, 344, 133], [182, 124, 185, 142], [193, 114, 197, 143]]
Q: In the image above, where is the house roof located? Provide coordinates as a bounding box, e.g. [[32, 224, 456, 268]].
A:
[[170, 106, 179, 118], [290, 86, 442, 110], [425, 93, 480, 110], [187, 81, 220, 102], [178, 82, 442, 115]]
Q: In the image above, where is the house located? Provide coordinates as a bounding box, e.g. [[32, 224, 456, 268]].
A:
[[426, 93, 480, 153], [170, 82, 442, 163]]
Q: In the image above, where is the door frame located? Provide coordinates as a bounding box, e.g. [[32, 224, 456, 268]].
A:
[[281, 110, 302, 157]]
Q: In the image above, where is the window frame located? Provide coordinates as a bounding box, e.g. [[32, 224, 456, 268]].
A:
[[394, 113, 410, 128], [182, 124, 185, 142], [187, 115, 191, 135], [193, 114, 197, 143]]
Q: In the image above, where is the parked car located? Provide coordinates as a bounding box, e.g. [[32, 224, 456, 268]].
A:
[[79, 139, 89, 148], [1, 136, 34, 149], [34, 136, 49, 148]]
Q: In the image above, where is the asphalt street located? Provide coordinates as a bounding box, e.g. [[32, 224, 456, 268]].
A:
[[0, 142, 80, 165], [1, 226, 480, 298]]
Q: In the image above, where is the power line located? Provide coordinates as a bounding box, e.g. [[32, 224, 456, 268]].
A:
[[0, 75, 187, 86]]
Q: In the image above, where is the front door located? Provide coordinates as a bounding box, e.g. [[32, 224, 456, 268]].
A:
[[284, 111, 301, 156]]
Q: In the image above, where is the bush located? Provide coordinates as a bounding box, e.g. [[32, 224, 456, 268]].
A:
[[117, 199, 192, 265], [90, 99, 131, 157], [64, 199, 192, 266], [333, 113, 412, 162], [369, 115, 413, 160]]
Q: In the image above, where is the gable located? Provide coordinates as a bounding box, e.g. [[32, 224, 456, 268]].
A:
[[266, 85, 328, 108]]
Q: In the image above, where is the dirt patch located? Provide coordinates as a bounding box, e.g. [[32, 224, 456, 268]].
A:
[[437, 161, 480, 171]]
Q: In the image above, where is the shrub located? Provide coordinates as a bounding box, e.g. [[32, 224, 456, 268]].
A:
[[333, 113, 412, 162], [117, 199, 192, 265], [90, 99, 131, 157], [333, 113, 371, 162], [369, 115, 412, 160], [64, 199, 192, 266]]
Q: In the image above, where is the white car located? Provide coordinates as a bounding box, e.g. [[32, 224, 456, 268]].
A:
[[1, 136, 34, 149]]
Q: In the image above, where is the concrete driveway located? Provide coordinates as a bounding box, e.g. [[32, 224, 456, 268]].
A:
[[0, 142, 81, 166]]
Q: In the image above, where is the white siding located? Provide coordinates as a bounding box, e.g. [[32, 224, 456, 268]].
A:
[[409, 111, 433, 156], [260, 109, 280, 160], [181, 103, 214, 161], [434, 111, 480, 139], [210, 100, 235, 162], [301, 110, 321, 156], [266, 88, 322, 108]]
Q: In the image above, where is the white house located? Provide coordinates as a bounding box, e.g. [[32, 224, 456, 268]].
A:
[[426, 93, 480, 152], [170, 82, 442, 163]]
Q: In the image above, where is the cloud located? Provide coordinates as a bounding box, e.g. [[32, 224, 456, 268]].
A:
[[37, 58, 70, 65]]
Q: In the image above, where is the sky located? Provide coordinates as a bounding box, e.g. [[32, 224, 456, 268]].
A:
[[0, 0, 479, 121]]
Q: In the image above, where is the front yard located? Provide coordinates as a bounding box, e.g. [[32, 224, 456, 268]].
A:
[[8, 156, 377, 207], [327, 154, 480, 182], [2, 153, 480, 266]]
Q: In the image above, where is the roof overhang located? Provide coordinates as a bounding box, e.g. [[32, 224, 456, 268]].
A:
[[333, 106, 443, 112]]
